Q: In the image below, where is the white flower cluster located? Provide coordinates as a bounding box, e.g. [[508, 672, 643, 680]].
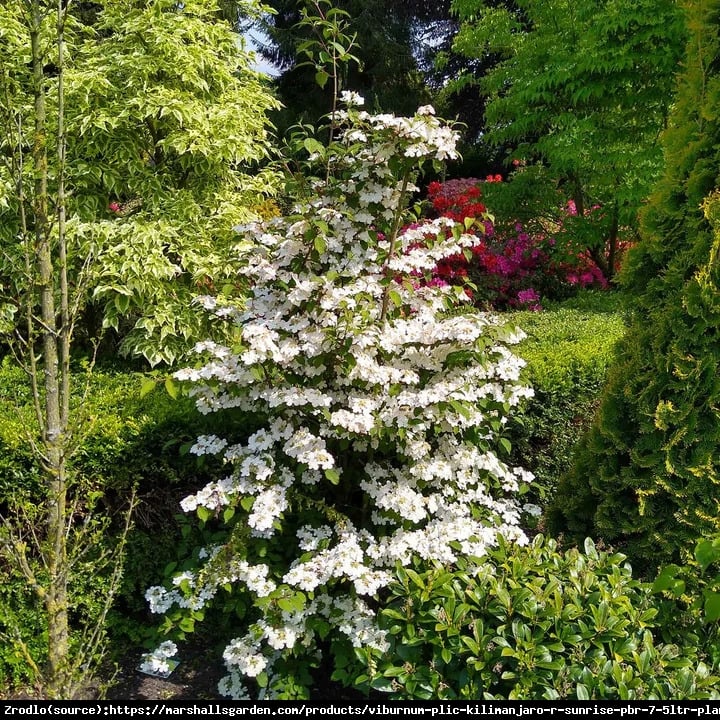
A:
[[339, 90, 364, 106], [145, 557, 276, 617], [334, 102, 458, 163], [139, 641, 177, 678], [213, 590, 388, 699], [148, 97, 535, 699]]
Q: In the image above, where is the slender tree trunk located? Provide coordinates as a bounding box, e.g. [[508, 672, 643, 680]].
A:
[[571, 171, 618, 282], [30, 0, 70, 697], [570, 171, 585, 217], [606, 199, 619, 281]]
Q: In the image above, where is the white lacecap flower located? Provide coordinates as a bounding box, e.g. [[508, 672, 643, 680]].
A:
[[145, 586, 180, 614], [218, 672, 250, 700], [340, 90, 364, 106], [156, 641, 178, 658]]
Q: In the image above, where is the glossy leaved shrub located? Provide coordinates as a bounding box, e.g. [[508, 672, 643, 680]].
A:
[[352, 535, 719, 700]]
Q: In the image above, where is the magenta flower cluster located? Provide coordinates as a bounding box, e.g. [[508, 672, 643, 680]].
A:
[[425, 178, 611, 311]]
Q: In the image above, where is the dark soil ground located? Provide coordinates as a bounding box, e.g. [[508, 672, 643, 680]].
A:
[[0, 650, 361, 702], [102, 645, 371, 701]]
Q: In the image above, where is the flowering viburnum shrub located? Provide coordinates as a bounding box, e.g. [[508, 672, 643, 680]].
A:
[[144, 95, 535, 699]]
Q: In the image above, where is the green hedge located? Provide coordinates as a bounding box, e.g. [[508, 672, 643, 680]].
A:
[[504, 291, 626, 502], [0, 358, 251, 501]]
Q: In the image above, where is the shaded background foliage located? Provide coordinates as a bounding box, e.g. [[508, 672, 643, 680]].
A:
[[254, 0, 439, 134], [548, 0, 720, 570]]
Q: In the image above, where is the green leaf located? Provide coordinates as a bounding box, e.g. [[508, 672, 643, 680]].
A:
[[303, 138, 324, 155], [652, 565, 682, 594], [278, 597, 296, 612], [448, 399, 472, 419], [325, 468, 341, 485], [197, 506, 211, 523], [114, 293, 131, 313], [178, 616, 195, 633], [703, 590, 720, 623], [537, 659, 564, 671], [314, 234, 327, 254], [315, 70, 329, 88], [405, 569, 425, 590], [583, 537, 598, 559], [696, 538, 720, 572], [164, 376, 180, 399], [140, 378, 156, 398]]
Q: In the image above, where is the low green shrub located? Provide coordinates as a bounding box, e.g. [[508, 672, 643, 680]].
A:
[[505, 292, 626, 501], [0, 511, 123, 695], [0, 359, 251, 692], [513, 292, 626, 392], [0, 576, 48, 693], [0, 358, 253, 504], [650, 536, 720, 665], [349, 535, 719, 700]]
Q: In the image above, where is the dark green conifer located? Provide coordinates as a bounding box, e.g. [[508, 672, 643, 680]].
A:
[[547, 0, 720, 569]]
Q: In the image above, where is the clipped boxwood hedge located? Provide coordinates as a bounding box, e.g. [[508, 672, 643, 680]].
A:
[[504, 291, 626, 501], [0, 358, 250, 504]]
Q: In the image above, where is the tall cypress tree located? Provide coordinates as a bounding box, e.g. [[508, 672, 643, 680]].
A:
[[547, 0, 720, 570]]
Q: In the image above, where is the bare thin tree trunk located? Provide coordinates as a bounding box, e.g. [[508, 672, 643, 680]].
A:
[[606, 199, 619, 281], [0, 0, 134, 698], [29, 0, 70, 697]]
